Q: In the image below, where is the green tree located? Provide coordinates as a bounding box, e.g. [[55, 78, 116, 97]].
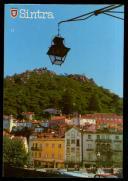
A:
[[87, 93, 102, 113], [3, 136, 29, 167]]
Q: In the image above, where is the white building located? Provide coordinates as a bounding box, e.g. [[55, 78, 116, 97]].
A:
[[83, 132, 97, 167], [65, 127, 123, 168], [65, 127, 82, 167], [66, 117, 80, 126], [79, 118, 96, 126], [3, 115, 16, 132]]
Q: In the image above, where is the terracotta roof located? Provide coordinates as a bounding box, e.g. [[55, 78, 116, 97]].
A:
[[51, 116, 66, 121], [22, 112, 34, 115]]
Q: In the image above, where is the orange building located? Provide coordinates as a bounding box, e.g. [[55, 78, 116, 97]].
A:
[[30, 134, 65, 168]]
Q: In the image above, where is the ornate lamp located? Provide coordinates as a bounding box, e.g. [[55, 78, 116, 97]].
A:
[[47, 36, 70, 65]]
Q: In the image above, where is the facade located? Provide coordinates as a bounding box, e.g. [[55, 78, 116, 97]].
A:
[[49, 116, 66, 128], [80, 115, 96, 126], [65, 127, 123, 168], [40, 120, 49, 127], [83, 132, 97, 167], [22, 112, 34, 120], [110, 133, 123, 167], [69, 117, 80, 126], [34, 126, 44, 133], [29, 135, 65, 168], [65, 127, 82, 168], [3, 115, 16, 132]]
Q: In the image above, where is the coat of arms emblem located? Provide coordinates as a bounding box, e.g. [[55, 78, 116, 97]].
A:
[[10, 8, 18, 18]]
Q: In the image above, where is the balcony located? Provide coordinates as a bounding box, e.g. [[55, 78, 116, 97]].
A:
[[86, 139, 93, 141], [31, 146, 42, 151], [95, 139, 112, 143], [86, 148, 94, 151], [114, 140, 122, 143], [95, 148, 112, 154], [113, 149, 122, 152]]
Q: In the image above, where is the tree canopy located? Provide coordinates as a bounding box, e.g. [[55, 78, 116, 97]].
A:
[[3, 136, 29, 167], [3, 68, 123, 116]]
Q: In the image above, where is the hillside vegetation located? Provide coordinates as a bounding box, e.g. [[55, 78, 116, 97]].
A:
[[4, 68, 123, 116]]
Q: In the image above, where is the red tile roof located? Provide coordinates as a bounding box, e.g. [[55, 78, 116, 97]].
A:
[[22, 112, 34, 115], [51, 116, 66, 121]]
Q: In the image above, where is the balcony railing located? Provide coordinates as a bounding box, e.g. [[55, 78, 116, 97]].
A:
[[86, 139, 93, 141], [31, 146, 42, 151], [95, 139, 112, 143], [113, 149, 122, 152], [114, 140, 122, 142], [86, 148, 94, 151], [95, 149, 112, 153]]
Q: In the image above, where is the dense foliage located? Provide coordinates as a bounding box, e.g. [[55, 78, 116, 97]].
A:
[[3, 68, 123, 116], [3, 136, 29, 167]]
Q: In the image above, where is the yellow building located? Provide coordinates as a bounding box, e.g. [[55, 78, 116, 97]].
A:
[[30, 135, 65, 168]]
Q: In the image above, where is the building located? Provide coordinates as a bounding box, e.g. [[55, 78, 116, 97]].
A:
[[68, 117, 80, 126], [43, 108, 62, 115], [3, 115, 16, 132], [49, 116, 66, 128], [83, 132, 97, 168], [79, 115, 96, 126], [22, 112, 34, 121], [109, 132, 123, 167], [40, 120, 49, 128], [65, 126, 123, 168], [65, 127, 82, 168], [29, 134, 65, 168], [34, 125, 44, 133], [83, 128, 123, 168]]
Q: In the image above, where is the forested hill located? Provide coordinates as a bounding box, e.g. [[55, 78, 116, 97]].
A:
[[4, 68, 123, 116]]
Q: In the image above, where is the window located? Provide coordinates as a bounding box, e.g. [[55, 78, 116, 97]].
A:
[[71, 156, 74, 161], [71, 130, 75, 138], [39, 144, 42, 148], [88, 135, 92, 139], [35, 152, 37, 158], [71, 139, 75, 144], [96, 144, 100, 151], [87, 144, 92, 149], [88, 153, 91, 161], [66, 147, 70, 154], [52, 144, 55, 148], [66, 156, 70, 161], [46, 143, 49, 147], [58, 153, 61, 159], [35, 143, 37, 147], [101, 135, 105, 139], [115, 144, 120, 150], [58, 144, 61, 148], [52, 154, 54, 159], [97, 135, 100, 139], [107, 144, 110, 151], [67, 139, 70, 145], [71, 147, 75, 152], [38, 152, 41, 158], [106, 135, 109, 140], [76, 139, 80, 146], [45, 154, 48, 158], [115, 135, 119, 140]]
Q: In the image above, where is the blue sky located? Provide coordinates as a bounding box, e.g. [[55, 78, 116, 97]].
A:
[[4, 4, 124, 97]]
